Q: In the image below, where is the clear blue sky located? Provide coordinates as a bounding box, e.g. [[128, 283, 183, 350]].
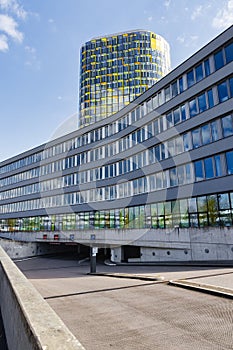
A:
[[0, 0, 232, 161]]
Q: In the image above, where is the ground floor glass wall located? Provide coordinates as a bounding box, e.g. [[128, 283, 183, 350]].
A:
[[1, 191, 233, 232]]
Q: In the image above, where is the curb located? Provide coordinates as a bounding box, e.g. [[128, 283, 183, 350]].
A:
[[169, 280, 233, 299], [89, 272, 165, 281]]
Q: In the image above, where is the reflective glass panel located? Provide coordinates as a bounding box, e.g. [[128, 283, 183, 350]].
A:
[[173, 108, 180, 125], [226, 151, 233, 174], [211, 120, 220, 141], [218, 81, 228, 102], [194, 160, 204, 181], [214, 50, 224, 70], [192, 129, 201, 148], [187, 70, 195, 88], [201, 124, 211, 145], [179, 77, 184, 93], [171, 81, 178, 97], [198, 93, 207, 113], [222, 115, 233, 137], [204, 157, 214, 178], [189, 99, 198, 117], [214, 155, 222, 177], [181, 105, 186, 121], [204, 59, 210, 76], [207, 89, 214, 108], [195, 64, 204, 82], [218, 193, 230, 209], [225, 42, 233, 64], [229, 77, 233, 97]]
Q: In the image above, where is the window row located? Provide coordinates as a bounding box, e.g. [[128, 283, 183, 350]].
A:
[[1, 191, 233, 232], [1, 110, 233, 190], [1, 149, 233, 210]]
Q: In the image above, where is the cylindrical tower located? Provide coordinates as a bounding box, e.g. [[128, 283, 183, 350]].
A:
[[79, 30, 171, 127]]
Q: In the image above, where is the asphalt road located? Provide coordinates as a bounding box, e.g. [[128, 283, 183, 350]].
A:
[[16, 256, 233, 350]]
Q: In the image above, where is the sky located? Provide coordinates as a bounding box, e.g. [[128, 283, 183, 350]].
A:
[[0, 0, 232, 162]]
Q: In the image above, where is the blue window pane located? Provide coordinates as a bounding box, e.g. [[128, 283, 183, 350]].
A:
[[207, 89, 214, 108], [170, 168, 177, 186], [183, 133, 191, 151], [187, 70, 195, 88], [218, 193, 230, 209], [194, 160, 204, 181], [201, 124, 211, 145], [179, 77, 184, 93], [204, 157, 214, 178], [173, 108, 180, 125], [226, 151, 233, 174], [214, 155, 222, 177], [189, 99, 198, 117], [222, 115, 233, 137], [211, 120, 220, 141], [225, 42, 233, 64], [181, 105, 186, 121], [198, 93, 207, 113], [171, 81, 178, 97], [166, 113, 173, 128], [229, 77, 233, 97], [214, 50, 224, 70], [192, 129, 201, 148], [195, 64, 204, 82], [218, 81, 228, 103], [204, 59, 210, 76]]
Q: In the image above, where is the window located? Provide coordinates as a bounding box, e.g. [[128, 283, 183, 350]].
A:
[[211, 120, 220, 141], [204, 157, 214, 179], [218, 193, 230, 209], [204, 59, 210, 76], [218, 81, 229, 102], [183, 133, 191, 151], [225, 42, 233, 64], [222, 115, 233, 137], [173, 108, 180, 125], [201, 124, 211, 145], [229, 77, 233, 97], [214, 50, 224, 70], [187, 70, 195, 88], [198, 93, 207, 113], [166, 113, 173, 128], [181, 105, 186, 121], [169, 168, 177, 186], [165, 86, 171, 102], [195, 64, 203, 82], [171, 81, 178, 97], [192, 129, 201, 148], [179, 77, 184, 93], [194, 160, 204, 181], [207, 89, 214, 108], [189, 99, 198, 117], [226, 151, 233, 174], [214, 155, 222, 177]]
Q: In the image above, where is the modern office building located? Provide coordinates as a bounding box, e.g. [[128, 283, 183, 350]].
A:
[[0, 26, 233, 262], [79, 30, 171, 127]]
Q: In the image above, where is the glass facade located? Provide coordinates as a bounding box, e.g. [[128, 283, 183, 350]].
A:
[[79, 30, 171, 127]]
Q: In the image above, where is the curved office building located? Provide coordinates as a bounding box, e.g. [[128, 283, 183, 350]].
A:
[[79, 30, 171, 127], [0, 26, 233, 262]]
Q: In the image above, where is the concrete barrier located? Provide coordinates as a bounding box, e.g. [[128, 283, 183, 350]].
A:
[[0, 246, 85, 350]]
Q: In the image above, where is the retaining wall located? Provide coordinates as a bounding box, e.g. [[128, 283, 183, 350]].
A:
[[0, 246, 85, 350]]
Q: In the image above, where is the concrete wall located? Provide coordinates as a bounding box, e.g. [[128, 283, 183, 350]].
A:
[[1, 226, 233, 262], [0, 238, 75, 259], [0, 246, 85, 350]]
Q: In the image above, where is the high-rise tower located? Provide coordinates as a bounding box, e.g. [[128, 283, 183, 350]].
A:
[[79, 30, 171, 127]]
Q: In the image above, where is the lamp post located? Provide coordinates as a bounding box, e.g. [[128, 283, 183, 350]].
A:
[[90, 234, 97, 273]]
